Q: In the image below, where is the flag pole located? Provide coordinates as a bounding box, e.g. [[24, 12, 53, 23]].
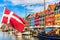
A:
[[44, 0, 46, 28], [44, 0, 46, 33], [25, 8, 27, 27]]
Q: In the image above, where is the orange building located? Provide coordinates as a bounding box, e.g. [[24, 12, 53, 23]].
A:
[[45, 4, 57, 26]]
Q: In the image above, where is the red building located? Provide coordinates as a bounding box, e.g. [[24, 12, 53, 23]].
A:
[[34, 13, 40, 26]]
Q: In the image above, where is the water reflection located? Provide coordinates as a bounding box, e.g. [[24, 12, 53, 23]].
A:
[[0, 30, 39, 40], [10, 34, 17, 40], [30, 37, 39, 40], [0, 31, 11, 40]]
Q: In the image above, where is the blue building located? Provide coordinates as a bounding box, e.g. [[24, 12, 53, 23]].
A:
[[29, 17, 34, 26], [40, 14, 44, 26]]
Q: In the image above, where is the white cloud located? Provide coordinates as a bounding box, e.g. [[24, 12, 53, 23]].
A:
[[4, 0, 43, 6], [21, 0, 44, 4], [26, 6, 44, 13], [24, 0, 60, 13], [4, 0, 21, 5], [3, 0, 60, 13], [4, 0, 60, 6], [25, 2, 49, 13], [4, 0, 57, 5], [31, 7, 44, 13], [10, 0, 21, 5]]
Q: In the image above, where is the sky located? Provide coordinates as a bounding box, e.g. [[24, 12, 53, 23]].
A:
[[0, 0, 60, 20]]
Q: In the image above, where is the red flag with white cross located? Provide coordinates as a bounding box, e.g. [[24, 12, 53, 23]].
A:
[[1, 7, 25, 32]]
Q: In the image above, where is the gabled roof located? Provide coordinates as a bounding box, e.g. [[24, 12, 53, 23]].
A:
[[54, 2, 60, 11], [48, 3, 57, 10], [28, 14, 35, 18], [41, 10, 48, 14]]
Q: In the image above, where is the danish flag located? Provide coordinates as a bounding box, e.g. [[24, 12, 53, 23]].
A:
[[1, 7, 25, 32]]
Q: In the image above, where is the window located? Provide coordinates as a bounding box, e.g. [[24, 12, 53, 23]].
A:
[[30, 17, 34, 20], [40, 21, 44, 25], [55, 11, 57, 15], [58, 17, 60, 20], [54, 7, 56, 11], [41, 21, 44, 23], [40, 19, 44, 21], [40, 24, 44, 26], [40, 14, 44, 17], [54, 5, 59, 11], [57, 3, 60, 9], [30, 18, 34, 21], [30, 19, 34, 22], [35, 16, 40, 18], [39, 15, 41, 18], [57, 10, 58, 14], [48, 12, 51, 15], [56, 6, 58, 10], [52, 12, 54, 14], [55, 17, 58, 20], [30, 25, 34, 26], [55, 16, 60, 20], [46, 15, 49, 18], [30, 22, 34, 26], [54, 11, 56, 15], [58, 10, 59, 14], [55, 22, 60, 25], [40, 18, 44, 20], [30, 20, 34, 22], [59, 10, 60, 14], [56, 7, 58, 9], [55, 10, 58, 14], [30, 21, 34, 23]]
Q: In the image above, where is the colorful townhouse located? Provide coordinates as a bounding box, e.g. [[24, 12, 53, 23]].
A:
[[34, 12, 40, 27], [25, 14, 31, 27], [25, 2, 59, 28], [24, 18, 30, 27], [45, 4, 56, 27], [40, 12, 45, 27], [54, 2, 60, 26], [28, 14, 35, 26]]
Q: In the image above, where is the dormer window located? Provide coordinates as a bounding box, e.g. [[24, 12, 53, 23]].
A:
[[56, 7, 58, 10]]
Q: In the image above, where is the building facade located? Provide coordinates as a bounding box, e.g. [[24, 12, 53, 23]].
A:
[[40, 13, 45, 26], [25, 2, 59, 28], [45, 10, 55, 26], [28, 14, 35, 26], [54, 2, 60, 26], [45, 4, 57, 27], [34, 13, 40, 26]]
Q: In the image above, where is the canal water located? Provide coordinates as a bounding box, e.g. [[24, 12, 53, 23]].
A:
[[0, 30, 39, 40]]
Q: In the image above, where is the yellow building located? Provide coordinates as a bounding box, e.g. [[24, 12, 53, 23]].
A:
[[54, 2, 60, 25]]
